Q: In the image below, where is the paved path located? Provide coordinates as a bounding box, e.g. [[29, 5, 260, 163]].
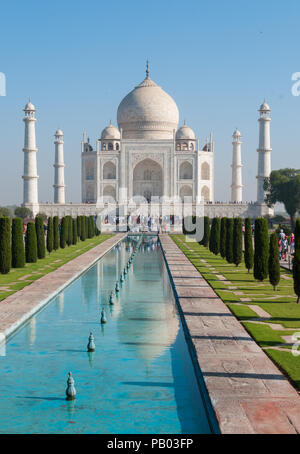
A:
[[0, 234, 126, 339], [159, 234, 300, 434]]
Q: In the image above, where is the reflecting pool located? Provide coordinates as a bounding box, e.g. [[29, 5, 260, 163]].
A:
[[0, 235, 217, 434]]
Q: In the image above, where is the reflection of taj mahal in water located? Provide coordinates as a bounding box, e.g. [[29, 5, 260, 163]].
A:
[[22, 63, 273, 219]]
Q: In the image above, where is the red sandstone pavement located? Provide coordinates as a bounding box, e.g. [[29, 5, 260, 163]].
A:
[[0, 234, 126, 339], [160, 234, 300, 434]]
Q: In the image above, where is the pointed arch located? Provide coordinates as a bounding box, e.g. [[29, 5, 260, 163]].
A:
[[179, 161, 193, 179], [201, 162, 210, 180]]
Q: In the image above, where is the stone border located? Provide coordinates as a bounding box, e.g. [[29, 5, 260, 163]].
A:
[[0, 234, 126, 340], [159, 234, 300, 434]]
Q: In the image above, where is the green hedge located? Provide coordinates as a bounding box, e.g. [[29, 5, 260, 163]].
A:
[[25, 222, 37, 263], [12, 217, 25, 268], [254, 218, 269, 281], [35, 216, 45, 259], [244, 217, 254, 273], [0, 217, 11, 274]]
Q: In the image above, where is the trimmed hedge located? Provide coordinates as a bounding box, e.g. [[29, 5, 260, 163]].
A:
[[220, 217, 227, 259], [225, 218, 234, 263], [25, 221, 37, 263], [35, 216, 45, 259], [12, 217, 25, 268], [53, 216, 60, 250], [209, 218, 220, 255], [254, 218, 269, 281], [67, 216, 73, 246], [0, 217, 11, 274], [269, 232, 280, 291], [294, 218, 300, 303], [201, 216, 210, 247], [60, 216, 67, 249], [233, 218, 243, 267], [46, 217, 53, 253], [80, 216, 86, 241], [72, 218, 77, 245]]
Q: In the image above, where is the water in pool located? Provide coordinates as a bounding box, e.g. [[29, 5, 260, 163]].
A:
[[0, 235, 216, 434]]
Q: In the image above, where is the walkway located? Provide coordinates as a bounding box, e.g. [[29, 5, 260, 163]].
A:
[[159, 234, 300, 434], [0, 233, 126, 339]]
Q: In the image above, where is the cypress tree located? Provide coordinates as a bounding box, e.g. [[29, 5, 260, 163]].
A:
[[46, 217, 54, 254], [202, 216, 210, 247], [60, 216, 67, 248], [220, 217, 227, 259], [81, 216, 87, 241], [12, 217, 25, 268], [209, 218, 220, 255], [269, 232, 280, 291], [77, 216, 81, 238], [293, 218, 300, 303], [72, 218, 77, 245], [88, 216, 95, 238], [67, 216, 73, 246], [35, 215, 45, 259], [244, 217, 254, 273], [25, 221, 37, 263], [53, 216, 60, 250], [225, 218, 234, 263], [233, 218, 243, 267], [254, 218, 269, 281], [0, 217, 11, 274], [85, 216, 89, 239]]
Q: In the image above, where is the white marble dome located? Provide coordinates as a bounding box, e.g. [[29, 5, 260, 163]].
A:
[[24, 101, 35, 111], [259, 100, 270, 111], [101, 123, 120, 140], [117, 74, 179, 139], [176, 124, 195, 140]]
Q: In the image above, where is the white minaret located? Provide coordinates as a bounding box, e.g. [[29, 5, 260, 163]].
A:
[[231, 129, 243, 202], [256, 100, 272, 203], [22, 100, 39, 214], [53, 129, 66, 204]]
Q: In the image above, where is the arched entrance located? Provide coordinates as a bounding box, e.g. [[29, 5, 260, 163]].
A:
[[133, 158, 163, 202]]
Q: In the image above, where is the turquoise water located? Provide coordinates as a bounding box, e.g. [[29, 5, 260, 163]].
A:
[[0, 236, 217, 434]]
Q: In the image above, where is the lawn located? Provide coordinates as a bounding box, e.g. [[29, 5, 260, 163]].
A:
[[170, 234, 300, 390], [0, 234, 113, 302]]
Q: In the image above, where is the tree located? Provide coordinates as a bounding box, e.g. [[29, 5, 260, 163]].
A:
[[60, 216, 67, 248], [67, 216, 73, 246], [254, 218, 269, 281], [53, 216, 60, 250], [293, 219, 300, 303], [35, 216, 45, 259], [25, 222, 37, 263], [80, 216, 86, 241], [37, 212, 48, 221], [12, 217, 25, 268], [269, 232, 280, 291], [225, 218, 234, 263], [72, 218, 77, 245], [14, 206, 33, 220], [0, 217, 11, 274], [201, 217, 210, 247], [85, 216, 89, 239], [88, 216, 95, 238], [233, 218, 243, 267], [264, 168, 300, 230], [244, 217, 254, 273], [46, 217, 53, 253], [0, 207, 12, 217], [77, 216, 81, 238], [209, 218, 220, 255], [220, 217, 227, 259]]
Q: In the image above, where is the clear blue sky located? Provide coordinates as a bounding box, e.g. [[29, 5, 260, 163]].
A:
[[0, 0, 299, 205]]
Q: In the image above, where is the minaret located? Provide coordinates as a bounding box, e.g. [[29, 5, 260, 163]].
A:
[[231, 129, 243, 202], [53, 129, 66, 204], [22, 100, 39, 213], [256, 100, 272, 203]]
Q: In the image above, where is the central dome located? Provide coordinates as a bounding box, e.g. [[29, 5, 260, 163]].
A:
[[117, 72, 179, 140]]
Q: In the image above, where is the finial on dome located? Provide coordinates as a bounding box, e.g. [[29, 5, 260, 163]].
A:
[[183, 119, 186, 125], [146, 60, 149, 79]]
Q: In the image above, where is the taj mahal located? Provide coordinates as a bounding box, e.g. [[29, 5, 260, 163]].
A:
[[22, 63, 273, 222]]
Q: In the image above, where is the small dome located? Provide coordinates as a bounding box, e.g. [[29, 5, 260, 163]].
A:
[[24, 101, 35, 111], [176, 124, 195, 140], [259, 100, 270, 111], [101, 123, 120, 140], [55, 129, 63, 136], [233, 128, 241, 137]]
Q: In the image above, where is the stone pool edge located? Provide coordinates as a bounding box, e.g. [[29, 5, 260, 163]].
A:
[[0, 233, 127, 341], [159, 234, 300, 434]]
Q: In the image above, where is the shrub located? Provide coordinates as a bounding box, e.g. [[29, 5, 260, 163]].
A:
[[254, 218, 269, 281], [72, 218, 77, 245], [244, 217, 254, 273], [53, 216, 60, 250], [220, 217, 227, 259], [25, 222, 37, 263], [209, 218, 220, 255], [81, 216, 86, 241], [46, 217, 53, 253], [225, 218, 234, 263], [14, 206, 33, 220], [35, 215, 45, 259], [0, 217, 11, 274], [269, 232, 280, 291], [202, 217, 210, 247], [88, 216, 95, 238], [233, 218, 243, 267], [77, 216, 81, 238], [60, 216, 67, 248], [67, 216, 73, 246], [85, 216, 89, 239], [293, 218, 300, 303], [12, 217, 25, 268]]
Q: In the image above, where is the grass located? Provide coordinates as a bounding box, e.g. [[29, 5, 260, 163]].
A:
[[170, 234, 300, 390], [0, 234, 113, 302]]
